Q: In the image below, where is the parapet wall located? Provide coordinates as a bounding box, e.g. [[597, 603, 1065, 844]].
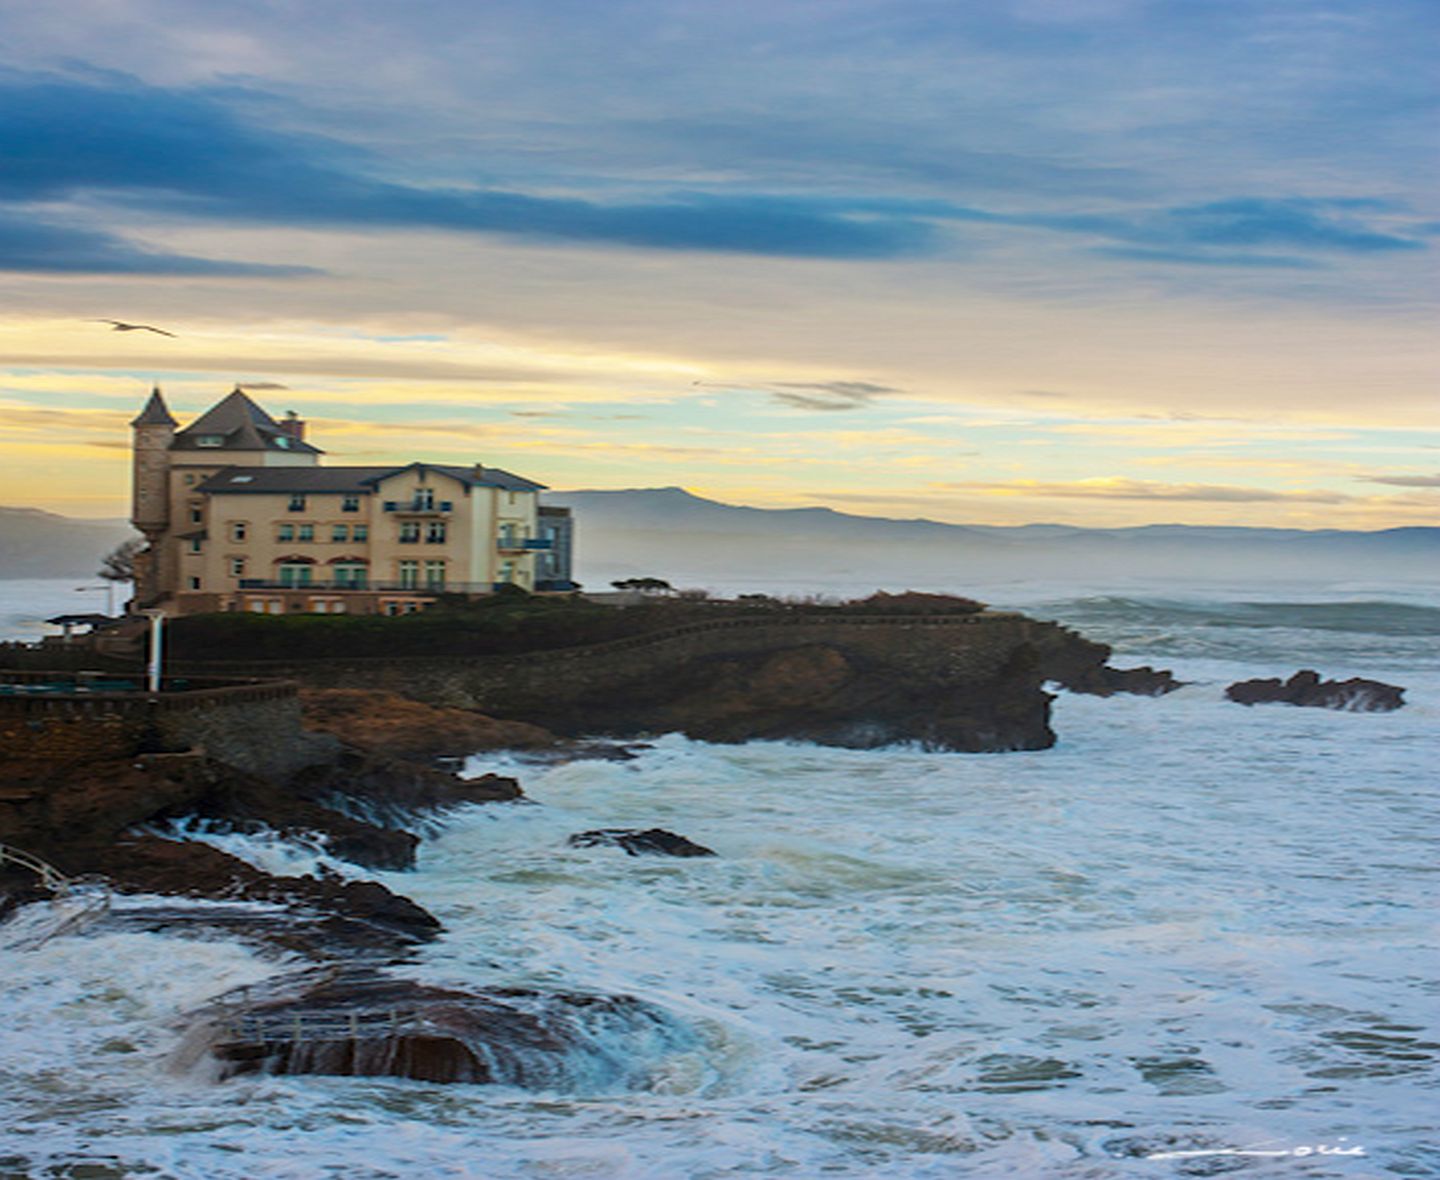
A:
[[165, 612, 1048, 716], [0, 676, 322, 778]]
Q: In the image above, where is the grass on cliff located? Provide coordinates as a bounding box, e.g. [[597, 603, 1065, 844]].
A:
[[165, 588, 986, 663]]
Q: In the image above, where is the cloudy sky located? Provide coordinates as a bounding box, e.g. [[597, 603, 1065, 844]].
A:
[[1, 0, 1435, 527]]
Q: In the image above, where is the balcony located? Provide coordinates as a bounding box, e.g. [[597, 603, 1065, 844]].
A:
[[382, 499, 453, 516], [496, 537, 553, 552], [237, 579, 496, 593]]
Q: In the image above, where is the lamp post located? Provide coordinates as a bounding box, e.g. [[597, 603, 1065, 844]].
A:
[[74, 583, 118, 615], [142, 609, 165, 693]]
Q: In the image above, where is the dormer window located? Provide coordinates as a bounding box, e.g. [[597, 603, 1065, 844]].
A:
[[275, 436, 292, 450], [288, 494, 306, 512], [195, 435, 224, 448]]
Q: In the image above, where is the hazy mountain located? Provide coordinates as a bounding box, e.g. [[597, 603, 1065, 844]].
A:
[[544, 488, 1440, 595], [0, 507, 137, 579]]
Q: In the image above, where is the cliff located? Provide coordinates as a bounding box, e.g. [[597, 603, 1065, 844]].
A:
[[165, 611, 1174, 753]]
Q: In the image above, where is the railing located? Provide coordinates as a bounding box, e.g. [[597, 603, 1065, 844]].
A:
[[497, 537, 552, 551], [235, 579, 499, 593], [382, 500, 452, 514], [0, 842, 71, 893]]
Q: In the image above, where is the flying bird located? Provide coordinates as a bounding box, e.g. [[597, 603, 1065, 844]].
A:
[[91, 319, 177, 337]]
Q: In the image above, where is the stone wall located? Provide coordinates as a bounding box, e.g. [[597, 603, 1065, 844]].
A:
[[0, 676, 328, 779], [165, 611, 1056, 720]]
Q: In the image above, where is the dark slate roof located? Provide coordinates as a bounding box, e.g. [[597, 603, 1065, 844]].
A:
[[130, 387, 177, 428], [197, 462, 546, 495], [171, 389, 323, 455]]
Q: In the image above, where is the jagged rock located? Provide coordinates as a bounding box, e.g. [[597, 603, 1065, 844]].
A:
[[194, 969, 692, 1085], [85, 835, 441, 957], [567, 828, 717, 857], [300, 688, 557, 759], [1056, 664, 1184, 697], [288, 744, 522, 831], [1226, 670, 1405, 712]]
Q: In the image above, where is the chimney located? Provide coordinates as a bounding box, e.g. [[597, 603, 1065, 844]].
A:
[[280, 410, 305, 442], [473, 462, 485, 481]]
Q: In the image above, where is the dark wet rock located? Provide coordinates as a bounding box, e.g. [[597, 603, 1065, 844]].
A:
[[288, 745, 522, 831], [1054, 664, 1184, 697], [567, 828, 717, 858], [190, 968, 692, 1086], [84, 835, 441, 957], [1226, 670, 1405, 712]]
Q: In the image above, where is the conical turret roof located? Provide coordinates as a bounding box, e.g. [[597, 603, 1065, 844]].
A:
[[130, 386, 177, 428]]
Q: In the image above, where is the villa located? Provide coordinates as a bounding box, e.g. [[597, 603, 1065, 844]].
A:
[[130, 387, 574, 617]]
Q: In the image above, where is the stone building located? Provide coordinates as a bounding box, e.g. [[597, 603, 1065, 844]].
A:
[[130, 387, 575, 616]]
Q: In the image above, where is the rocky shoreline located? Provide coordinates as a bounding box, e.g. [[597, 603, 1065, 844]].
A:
[[0, 613, 1189, 1084]]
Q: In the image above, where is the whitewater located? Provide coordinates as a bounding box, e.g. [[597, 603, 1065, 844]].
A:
[[1, 578, 1437, 1178]]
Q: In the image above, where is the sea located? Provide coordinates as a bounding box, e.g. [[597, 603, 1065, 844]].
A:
[[1, 575, 1437, 1179]]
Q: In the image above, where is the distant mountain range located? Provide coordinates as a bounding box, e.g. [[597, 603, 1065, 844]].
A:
[[543, 487, 1440, 594], [0, 508, 135, 579]]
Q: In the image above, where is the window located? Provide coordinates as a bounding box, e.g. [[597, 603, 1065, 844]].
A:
[[278, 524, 295, 542], [229, 558, 246, 577], [331, 524, 348, 543], [188, 537, 203, 554], [399, 521, 421, 544], [334, 563, 368, 589], [424, 560, 446, 589], [398, 560, 419, 589], [229, 522, 247, 543], [353, 524, 368, 542], [187, 576, 201, 590], [195, 435, 224, 448], [426, 521, 447, 544], [415, 487, 435, 510], [342, 495, 360, 513], [297, 524, 315, 543], [278, 563, 313, 588], [498, 560, 515, 584], [183, 474, 197, 486], [288, 494, 307, 512], [189, 505, 203, 524]]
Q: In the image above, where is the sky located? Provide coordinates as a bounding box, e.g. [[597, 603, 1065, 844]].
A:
[[0, 0, 1435, 528]]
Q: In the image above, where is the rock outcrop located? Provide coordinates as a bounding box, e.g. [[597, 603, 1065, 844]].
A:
[[189, 968, 693, 1086], [1226, 670, 1405, 712], [300, 688, 556, 760], [567, 829, 717, 857]]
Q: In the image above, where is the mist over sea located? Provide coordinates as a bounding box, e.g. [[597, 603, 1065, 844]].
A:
[[2, 577, 1437, 1178]]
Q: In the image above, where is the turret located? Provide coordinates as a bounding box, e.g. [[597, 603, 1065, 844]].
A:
[[130, 387, 176, 533]]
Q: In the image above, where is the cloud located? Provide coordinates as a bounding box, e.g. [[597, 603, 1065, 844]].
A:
[[0, 70, 943, 261], [946, 196, 1430, 267], [1364, 472, 1440, 488], [0, 208, 312, 276], [769, 380, 901, 411], [945, 477, 1353, 503]]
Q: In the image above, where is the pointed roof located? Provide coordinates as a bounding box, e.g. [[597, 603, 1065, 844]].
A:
[[130, 387, 177, 428], [171, 387, 323, 454]]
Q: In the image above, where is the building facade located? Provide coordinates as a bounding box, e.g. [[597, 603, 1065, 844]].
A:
[[130, 387, 575, 616]]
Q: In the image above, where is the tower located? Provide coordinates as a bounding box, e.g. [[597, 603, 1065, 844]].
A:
[[130, 387, 177, 606]]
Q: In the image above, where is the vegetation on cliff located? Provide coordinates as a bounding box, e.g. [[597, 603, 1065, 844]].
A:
[[163, 588, 987, 663]]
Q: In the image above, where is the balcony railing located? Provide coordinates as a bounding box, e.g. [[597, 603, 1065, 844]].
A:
[[497, 537, 553, 551], [382, 500, 453, 514], [237, 579, 499, 594]]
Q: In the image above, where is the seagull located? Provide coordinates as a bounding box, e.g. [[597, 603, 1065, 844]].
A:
[[91, 319, 177, 337]]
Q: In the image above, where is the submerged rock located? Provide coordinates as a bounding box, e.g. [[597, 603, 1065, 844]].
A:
[[567, 829, 717, 858], [192, 969, 692, 1086], [1226, 670, 1405, 712]]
